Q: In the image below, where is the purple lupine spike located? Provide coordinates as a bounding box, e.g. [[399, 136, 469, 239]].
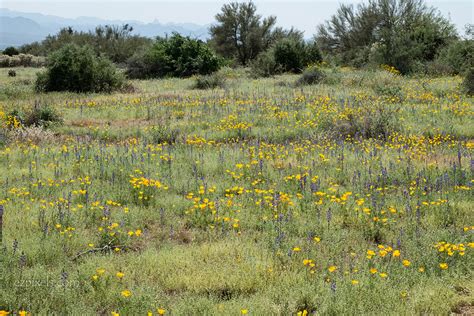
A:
[[103, 206, 110, 218], [457, 147, 462, 167], [326, 208, 332, 226], [19, 252, 27, 269], [12, 239, 18, 254], [61, 270, 69, 288], [310, 182, 317, 193]]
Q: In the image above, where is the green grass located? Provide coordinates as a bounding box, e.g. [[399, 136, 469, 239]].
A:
[[0, 66, 473, 315]]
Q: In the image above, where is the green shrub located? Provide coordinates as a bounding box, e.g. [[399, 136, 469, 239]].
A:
[[251, 38, 322, 77], [34, 72, 50, 92], [326, 105, 399, 140], [436, 40, 474, 74], [250, 50, 279, 78], [92, 57, 126, 93], [126, 33, 221, 79], [124, 49, 148, 79], [373, 84, 404, 100], [305, 41, 323, 66], [273, 39, 322, 74], [193, 73, 226, 90], [295, 67, 325, 86], [24, 104, 63, 128], [421, 60, 455, 77], [317, 1, 457, 74], [148, 125, 180, 144], [273, 38, 306, 73], [3, 46, 19, 56], [5, 105, 62, 129], [322, 67, 343, 85], [463, 68, 474, 95], [35, 44, 124, 93]]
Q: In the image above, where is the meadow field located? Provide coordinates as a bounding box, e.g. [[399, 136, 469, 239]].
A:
[[0, 66, 473, 315]]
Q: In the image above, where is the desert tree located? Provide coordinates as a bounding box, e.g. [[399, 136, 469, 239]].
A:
[[316, 0, 457, 73], [209, 1, 277, 65]]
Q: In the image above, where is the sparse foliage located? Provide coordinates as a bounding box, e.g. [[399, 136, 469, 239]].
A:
[[20, 25, 151, 64], [210, 1, 277, 65]]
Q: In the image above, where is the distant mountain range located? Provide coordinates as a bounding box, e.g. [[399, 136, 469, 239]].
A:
[[0, 8, 211, 49]]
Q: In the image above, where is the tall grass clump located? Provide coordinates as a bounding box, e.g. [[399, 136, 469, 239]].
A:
[[193, 73, 226, 90]]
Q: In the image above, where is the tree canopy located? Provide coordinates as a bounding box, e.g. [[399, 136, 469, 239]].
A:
[[209, 1, 278, 65], [20, 25, 151, 64], [316, 0, 457, 73]]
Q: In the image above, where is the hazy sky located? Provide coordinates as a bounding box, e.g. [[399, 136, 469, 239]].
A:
[[2, 0, 473, 36]]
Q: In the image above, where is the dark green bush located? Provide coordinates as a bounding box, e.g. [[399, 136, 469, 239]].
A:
[[35, 44, 125, 93], [3, 46, 19, 56], [295, 67, 325, 86], [250, 50, 280, 78], [124, 49, 148, 79], [92, 57, 126, 92], [273, 38, 306, 73], [251, 38, 322, 77], [193, 73, 226, 90], [436, 40, 474, 74], [273, 39, 322, 73], [317, 0, 457, 74], [126, 33, 221, 79], [35, 72, 50, 92], [305, 41, 324, 66], [463, 68, 474, 95]]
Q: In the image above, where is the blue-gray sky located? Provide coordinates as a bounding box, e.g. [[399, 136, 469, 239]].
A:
[[2, 0, 473, 36]]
